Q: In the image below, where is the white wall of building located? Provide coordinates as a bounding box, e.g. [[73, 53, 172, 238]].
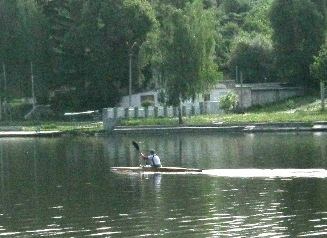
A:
[[120, 83, 231, 108], [120, 90, 160, 108], [117, 82, 303, 111]]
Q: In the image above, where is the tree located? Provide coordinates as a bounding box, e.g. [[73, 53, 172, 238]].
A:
[[243, 0, 272, 36], [160, 0, 222, 124], [215, 0, 272, 75], [51, 0, 157, 110], [0, 0, 51, 107], [222, 0, 250, 14], [226, 0, 274, 83], [310, 42, 327, 110], [36, 0, 76, 90], [79, 0, 156, 109], [270, 0, 326, 89], [229, 35, 274, 83], [17, 0, 52, 102], [152, 0, 190, 9]]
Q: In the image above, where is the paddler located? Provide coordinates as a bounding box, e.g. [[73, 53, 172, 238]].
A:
[[141, 149, 162, 167]]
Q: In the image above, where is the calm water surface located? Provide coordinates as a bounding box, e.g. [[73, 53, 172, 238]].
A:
[[1, 132, 327, 237]]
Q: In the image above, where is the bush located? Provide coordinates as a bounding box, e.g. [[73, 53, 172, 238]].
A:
[[2, 101, 32, 120], [285, 99, 295, 109], [50, 89, 79, 115], [42, 124, 57, 130], [141, 100, 154, 108], [219, 91, 239, 113]]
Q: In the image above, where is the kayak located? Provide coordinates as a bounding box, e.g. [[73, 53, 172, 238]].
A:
[[110, 166, 202, 173], [110, 167, 327, 178]]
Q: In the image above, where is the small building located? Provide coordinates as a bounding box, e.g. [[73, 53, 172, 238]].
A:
[[120, 81, 233, 108], [121, 90, 160, 108], [120, 81, 304, 109], [103, 81, 304, 128]]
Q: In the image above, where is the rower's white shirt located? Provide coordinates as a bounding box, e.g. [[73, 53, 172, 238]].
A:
[[148, 154, 161, 166]]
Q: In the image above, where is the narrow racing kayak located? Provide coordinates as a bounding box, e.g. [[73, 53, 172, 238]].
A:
[[110, 167, 327, 178], [110, 166, 202, 174], [126, 141, 202, 173]]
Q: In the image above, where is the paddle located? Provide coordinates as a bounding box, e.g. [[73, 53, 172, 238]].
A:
[[133, 141, 145, 166], [132, 140, 140, 152]]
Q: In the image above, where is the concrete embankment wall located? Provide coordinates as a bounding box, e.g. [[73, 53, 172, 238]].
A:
[[109, 122, 327, 135], [235, 86, 304, 108], [251, 88, 304, 106]]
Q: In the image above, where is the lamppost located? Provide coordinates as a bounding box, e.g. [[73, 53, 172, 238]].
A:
[[128, 42, 137, 107], [31, 61, 36, 108]]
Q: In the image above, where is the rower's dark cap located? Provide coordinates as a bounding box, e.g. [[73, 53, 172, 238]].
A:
[[150, 150, 155, 154]]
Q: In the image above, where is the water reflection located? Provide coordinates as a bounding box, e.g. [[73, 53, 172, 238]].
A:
[[106, 132, 327, 169], [0, 133, 327, 237]]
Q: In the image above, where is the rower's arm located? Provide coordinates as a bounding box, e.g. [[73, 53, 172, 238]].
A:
[[140, 153, 147, 160]]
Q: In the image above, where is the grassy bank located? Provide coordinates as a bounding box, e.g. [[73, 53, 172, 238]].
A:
[[0, 95, 326, 132], [120, 109, 327, 127], [121, 95, 326, 126], [0, 120, 103, 135]]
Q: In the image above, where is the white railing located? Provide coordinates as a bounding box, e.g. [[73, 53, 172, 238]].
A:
[[102, 102, 223, 130], [103, 102, 222, 120]]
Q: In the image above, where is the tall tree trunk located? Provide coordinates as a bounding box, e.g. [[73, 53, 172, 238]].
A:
[[321, 81, 325, 110], [178, 105, 183, 124]]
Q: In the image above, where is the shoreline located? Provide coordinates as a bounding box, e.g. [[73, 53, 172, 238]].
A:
[[110, 121, 327, 134], [0, 130, 63, 137], [1, 121, 327, 137]]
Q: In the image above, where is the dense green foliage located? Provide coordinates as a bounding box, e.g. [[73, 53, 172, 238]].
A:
[[311, 41, 327, 84], [1, 0, 157, 113], [1, 0, 327, 118], [270, 0, 327, 88], [219, 91, 239, 112], [159, 2, 221, 100], [156, 0, 222, 123]]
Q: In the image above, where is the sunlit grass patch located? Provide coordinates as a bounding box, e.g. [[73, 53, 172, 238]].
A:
[[121, 117, 180, 126]]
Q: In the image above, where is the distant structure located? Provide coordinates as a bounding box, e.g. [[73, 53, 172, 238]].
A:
[[119, 81, 303, 109]]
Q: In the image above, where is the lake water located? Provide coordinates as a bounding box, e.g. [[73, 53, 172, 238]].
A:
[[1, 132, 327, 237]]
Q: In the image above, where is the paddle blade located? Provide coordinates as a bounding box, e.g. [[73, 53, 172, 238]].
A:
[[132, 141, 140, 151]]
